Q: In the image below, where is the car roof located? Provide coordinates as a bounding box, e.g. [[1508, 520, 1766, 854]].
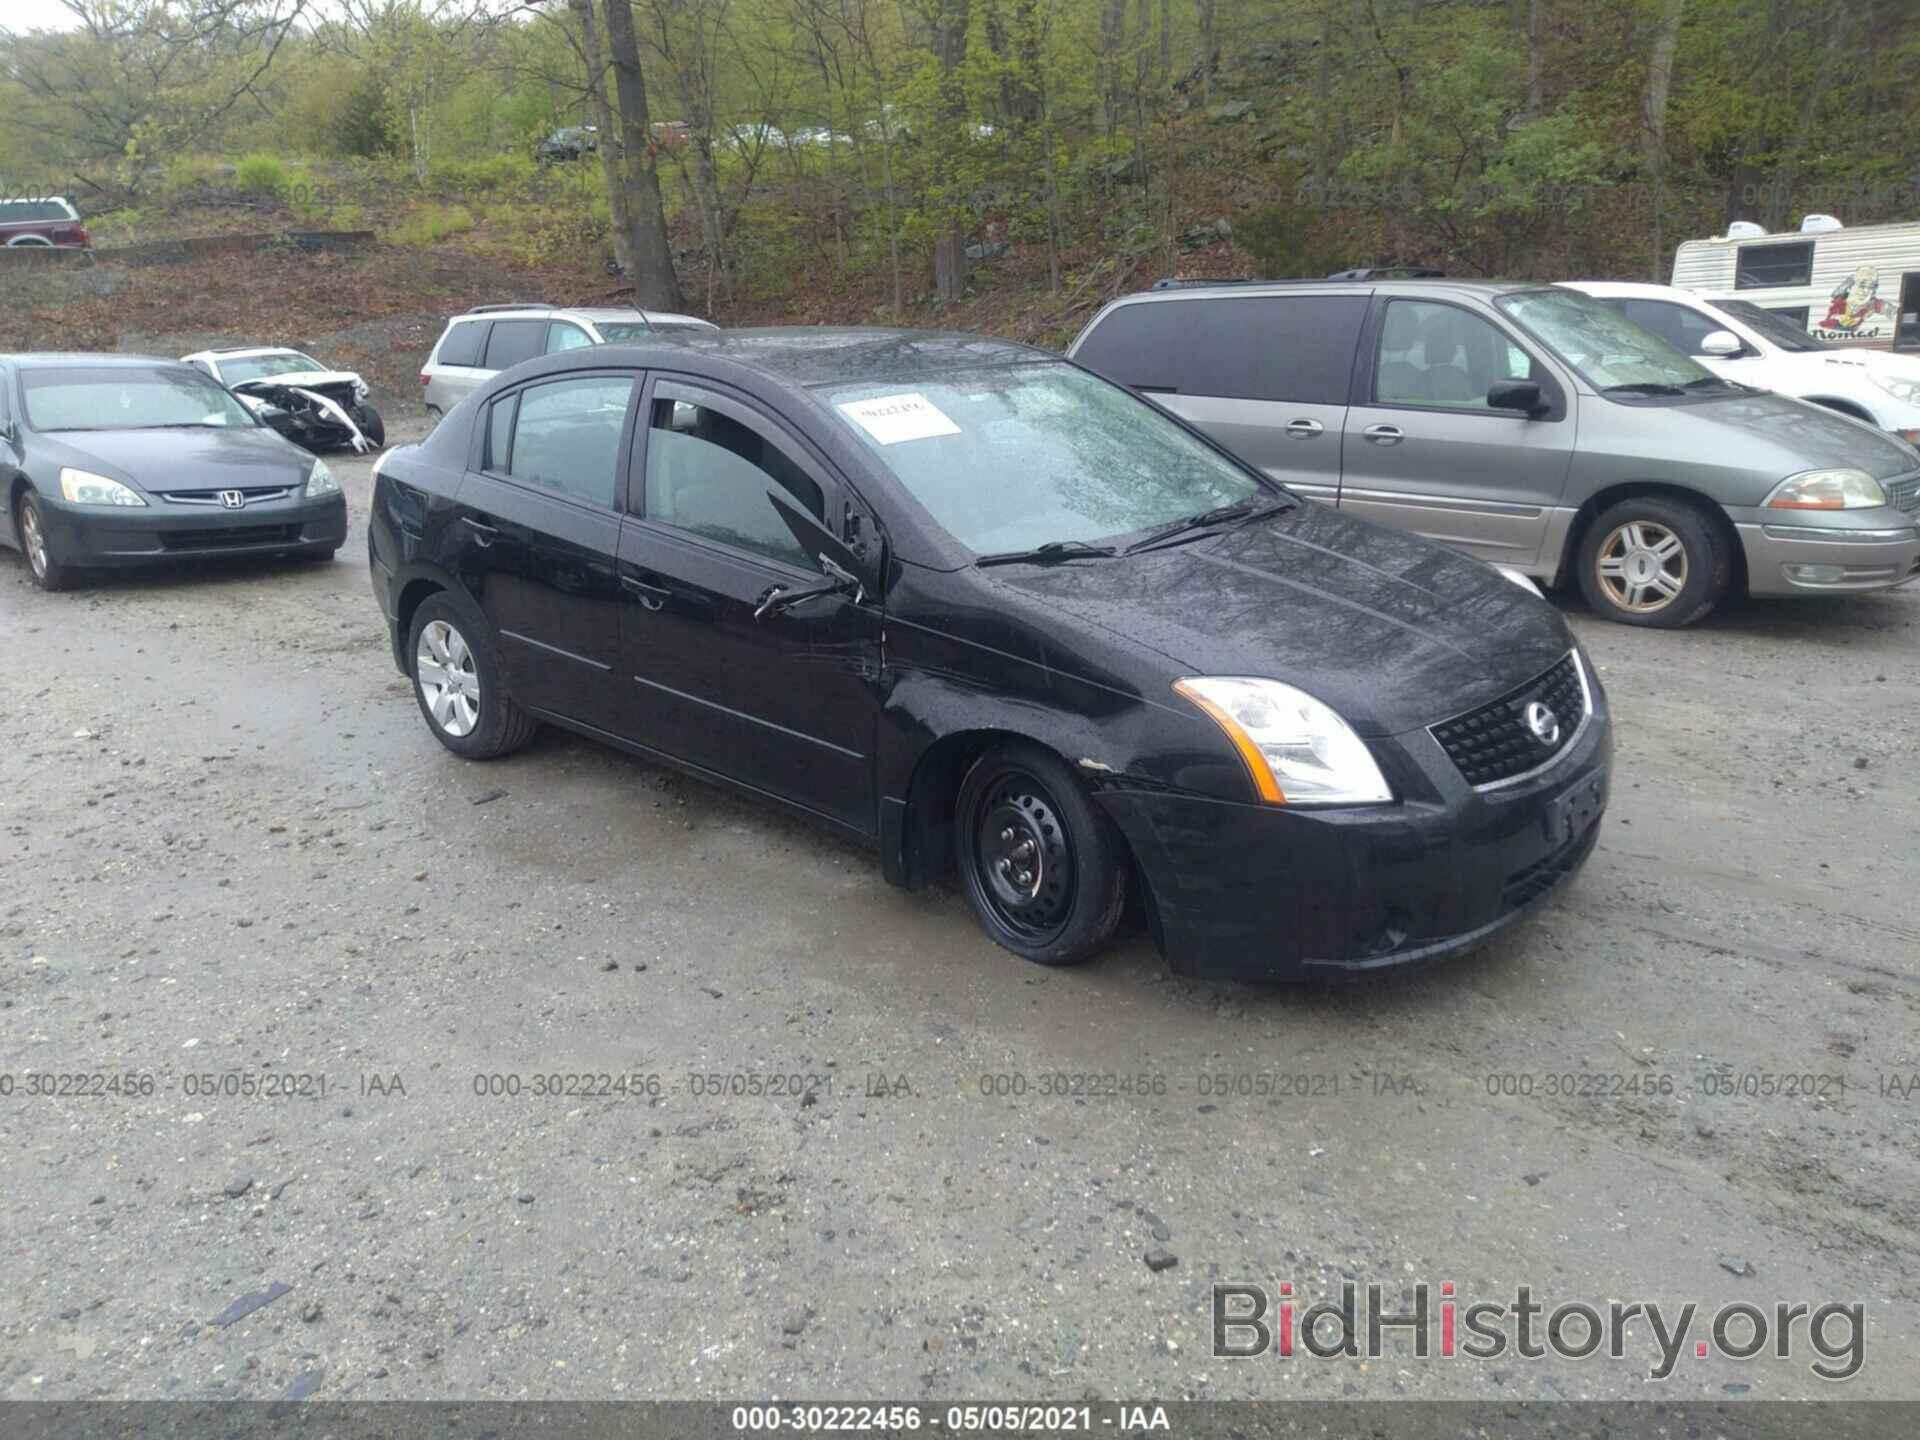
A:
[[1561, 280, 1704, 301], [1102, 277, 1544, 307], [0, 352, 182, 369], [604, 326, 1055, 387], [182, 346, 313, 362], [450, 305, 715, 328]]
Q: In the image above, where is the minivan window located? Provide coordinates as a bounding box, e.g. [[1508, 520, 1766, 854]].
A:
[[1707, 299, 1828, 352], [437, 320, 487, 368], [483, 319, 548, 371], [506, 376, 632, 507], [825, 362, 1260, 555], [1076, 295, 1366, 405], [1496, 289, 1719, 396], [1374, 300, 1538, 408], [1734, 240, 1814, 290]]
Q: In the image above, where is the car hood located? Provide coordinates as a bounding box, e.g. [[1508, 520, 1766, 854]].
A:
[[981, 501, 1573, 737], [229, 371, 364, 393], [1654, 388, 1916, 479], [34, 426, 314, 493]]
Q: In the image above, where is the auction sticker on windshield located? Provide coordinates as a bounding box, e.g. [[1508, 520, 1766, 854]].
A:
[[837, 392, 961, 444]]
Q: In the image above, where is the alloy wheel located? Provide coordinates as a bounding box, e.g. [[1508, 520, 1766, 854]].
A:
[[416, 619, 481, 737], [20, 501, 48, 579], [1595, 520, 1688, 614]]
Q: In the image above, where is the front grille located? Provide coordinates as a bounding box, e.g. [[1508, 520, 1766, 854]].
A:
[[1429, 652, 1589, 789], [1502, 819, 1598, 910], [157, 486, 297, 506], [160, 524, 303, 551], [1886, 473, 1920, 515]]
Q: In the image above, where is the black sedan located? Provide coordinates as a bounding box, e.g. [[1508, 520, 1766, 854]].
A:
[[368, 329, 1610, 979], [1, 354, 349, 591]]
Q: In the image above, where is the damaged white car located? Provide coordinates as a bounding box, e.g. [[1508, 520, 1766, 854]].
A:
[[181, 346, 385, 453]]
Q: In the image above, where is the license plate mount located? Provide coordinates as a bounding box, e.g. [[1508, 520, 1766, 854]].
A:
[[1544, 772, 1606, 846]]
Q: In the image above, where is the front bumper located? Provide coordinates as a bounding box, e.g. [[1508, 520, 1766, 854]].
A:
[[1098, 698, 1612, 981], [1735, 520, 1920, 595], [36, 492, 348, 568]]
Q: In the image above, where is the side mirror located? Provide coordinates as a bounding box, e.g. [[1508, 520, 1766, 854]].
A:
[[1486, 378, 1548, 416], [762, 490, 881, 615], [1699, 329, 1744, 358]]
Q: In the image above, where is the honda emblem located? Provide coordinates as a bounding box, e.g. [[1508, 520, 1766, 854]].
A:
[[219, 490, 246, 509]]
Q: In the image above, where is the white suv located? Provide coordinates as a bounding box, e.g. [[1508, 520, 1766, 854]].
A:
[[420, 303, 717, 420], [1568, 280, 1920, 444]]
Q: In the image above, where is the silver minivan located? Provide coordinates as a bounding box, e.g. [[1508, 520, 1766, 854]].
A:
[[1068, 278, 1920, 625], [421, 303, 717, 423]]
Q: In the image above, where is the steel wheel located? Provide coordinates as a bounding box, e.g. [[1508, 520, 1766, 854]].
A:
[[1594, 520, 1688, 614], [416, 619, 481, 737], [20, 500, 48, 580], [970, 768, 1078, 945]]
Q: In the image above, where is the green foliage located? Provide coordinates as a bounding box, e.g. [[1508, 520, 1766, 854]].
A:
[[234, 152, 293, 199], [427, 154, 537, 195], [392, 203, 476, 247], [1234, 204, 1338, 279]]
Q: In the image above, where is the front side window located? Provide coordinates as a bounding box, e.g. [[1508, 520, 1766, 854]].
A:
[[642, 396, 824, 567], [823, 362, 1259, 556], [1734, 240, 1814, 290], [1707, 299, 1827, 352], [1608, 299, 1729, 358], [1373, 301, 1539, 409], [1496, 289, 1718, 396], [505, 376, 632, 507], [545, 322, 594, 354], [22, 367, 256, 431]]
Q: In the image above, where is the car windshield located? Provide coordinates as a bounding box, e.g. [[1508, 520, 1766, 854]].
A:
[[22, 367, 257, 431], [1707, 299, 1829, 352], [220, 352, 328, 383], [1499, 288, 1718, 394], [823, 362, 1262, 555]]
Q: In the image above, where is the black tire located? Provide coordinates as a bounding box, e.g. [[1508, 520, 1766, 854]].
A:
[[354, 404, 386, 449], [406, 592, 539, 759], [954, 742, 1127, 965], [1576, 496, 1730, 628], [15, 491, 82, 592]]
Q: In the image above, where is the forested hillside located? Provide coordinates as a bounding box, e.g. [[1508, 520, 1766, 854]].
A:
[[2, 0, 1915, 332]]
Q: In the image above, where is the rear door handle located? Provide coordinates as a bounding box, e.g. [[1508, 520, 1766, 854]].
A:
[[461, 516, 500, 546], [1284, 418, 1324, 438], [620, 573, 670, 611], [1362, 424, 1404, 446]]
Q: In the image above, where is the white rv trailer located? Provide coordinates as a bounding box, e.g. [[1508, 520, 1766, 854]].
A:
[[1672, 215, 1920, 353]]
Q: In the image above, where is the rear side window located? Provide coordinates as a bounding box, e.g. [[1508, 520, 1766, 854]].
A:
[[483, 319, 548, 371], [1734, 241, 1813, 290], [1076, 295, 1365, 405], [435, 320, 487, 368], [0, 199, 71, 222], [506, 376, 633, 508]]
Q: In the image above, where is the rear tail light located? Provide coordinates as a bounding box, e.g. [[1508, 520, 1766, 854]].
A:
[[419, 372, 430, 386]]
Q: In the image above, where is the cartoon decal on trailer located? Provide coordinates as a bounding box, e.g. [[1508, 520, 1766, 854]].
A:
[[1816, 264, 1897, 342]]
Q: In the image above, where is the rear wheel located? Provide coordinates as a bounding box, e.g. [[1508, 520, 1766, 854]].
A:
[[1576, 496, 1729, 628], [16, 491, 80, 591], [954, 743, 1126, 965], [406, 593, 538, 758]]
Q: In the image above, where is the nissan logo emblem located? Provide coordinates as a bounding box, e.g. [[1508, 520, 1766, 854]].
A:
[[219, 490, 246, 509], [1524, 701, 1561, 747]]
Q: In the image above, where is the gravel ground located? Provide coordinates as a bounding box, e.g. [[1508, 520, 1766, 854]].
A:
[[2, 430, 1917, 1405]]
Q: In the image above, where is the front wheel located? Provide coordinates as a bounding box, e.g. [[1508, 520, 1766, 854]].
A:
[[406, 593, 538, 758], [16, 491, 81, 591], [1576, 497, 1730, 627], [353, 404, 386, 449], [954, 743, 1127, 965]]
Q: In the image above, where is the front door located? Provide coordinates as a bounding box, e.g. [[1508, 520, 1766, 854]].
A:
[[452, 371, 636, 734], [1338, 297, 1578, 570], [614, 378, 880, 835]]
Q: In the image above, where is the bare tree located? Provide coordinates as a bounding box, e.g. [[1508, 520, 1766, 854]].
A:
[[601, 0, 683, 307]]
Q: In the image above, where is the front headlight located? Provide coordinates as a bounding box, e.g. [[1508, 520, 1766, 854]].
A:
[[352, 377, 369, 401], [1868, 373, 1920, 407], [305, 460, 340, 498], [1764, 468, 1887, 510], [59, 468, 145, 506], [1174, 677, 1392, 806]]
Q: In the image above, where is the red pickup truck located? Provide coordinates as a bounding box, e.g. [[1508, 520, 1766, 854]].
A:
[[0, 197, 91, 248]]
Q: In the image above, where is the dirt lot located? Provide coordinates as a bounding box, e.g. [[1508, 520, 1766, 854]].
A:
[[2, 429, 1917, 1405]]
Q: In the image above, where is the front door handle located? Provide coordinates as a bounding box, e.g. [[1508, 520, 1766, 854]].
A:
[[461, 515, 500, 547], [1362, 424, 1404, 446], [620, 573, 670, 611], [1284, 418, 1324, 438]]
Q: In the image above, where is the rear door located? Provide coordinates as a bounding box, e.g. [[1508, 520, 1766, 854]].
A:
[[1338, 296, 1576, 570], [451, 370, 637, 734], [614, 377, 880, 834], [1071, 292, 1367, 504]]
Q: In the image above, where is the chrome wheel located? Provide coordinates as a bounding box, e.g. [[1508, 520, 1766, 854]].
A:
[[970, 770, 1076, 944], [1595, 520, 1687, 614], [416, 619, 481, 737], [20, 501, 48, 579]]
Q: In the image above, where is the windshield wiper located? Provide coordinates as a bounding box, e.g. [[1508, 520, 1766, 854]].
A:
[[1681, 375, 1738, 392], [1123, 496, 1290, 555], [975, 539, 1119, 567], [1602, 382, 1687, 397]]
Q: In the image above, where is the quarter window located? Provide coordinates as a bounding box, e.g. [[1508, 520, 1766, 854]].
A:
[[1734, 241, 1814, 290], [486, 396, 515, 471], [642, 397, 824, 567], [505, 376, 632, 508], [1374, 301, 1538, 409]]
